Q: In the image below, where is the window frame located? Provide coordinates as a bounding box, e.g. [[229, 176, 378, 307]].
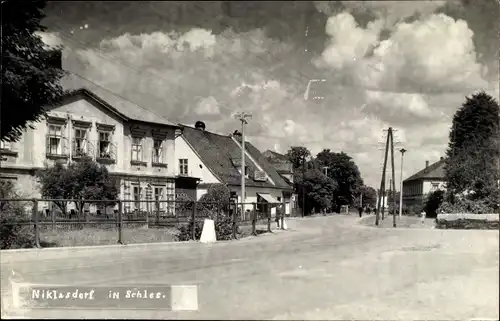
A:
[[179, 158, 188, 175], [47, 122, 66, 156], [97, 130, 113, 159], [131, 136, 143, 162], [152, 139, 164, 164]]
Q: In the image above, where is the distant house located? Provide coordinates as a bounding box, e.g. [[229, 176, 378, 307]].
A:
[[174, 121, 293, 215], [262, 150, 294, 185], [402, 157, 447, 208]]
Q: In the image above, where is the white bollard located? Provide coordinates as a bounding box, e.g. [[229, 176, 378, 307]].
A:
[[199, 219, 216, 243]]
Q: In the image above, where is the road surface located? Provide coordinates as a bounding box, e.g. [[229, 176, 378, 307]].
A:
[[1, 215, 499, 319]]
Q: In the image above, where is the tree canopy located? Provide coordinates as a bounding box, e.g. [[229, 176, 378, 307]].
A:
[[444, 91, 500, 206], [315, 149, 364, 209], [302, 168, 338, 213], [286, 146, 311, 170], [1, 0, 65, 141], [37, 157, 118, 214]]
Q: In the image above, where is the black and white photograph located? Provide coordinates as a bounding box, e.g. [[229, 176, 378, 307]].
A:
[[1, 0, 499, 319]]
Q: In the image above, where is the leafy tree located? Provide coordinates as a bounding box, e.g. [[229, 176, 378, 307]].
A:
[[37, 157, 118, 214], [354, 185, 377, 208], [445, 92, 500, 206], [301, 169, 338, 214], [286, 146, 311, 171], [1, 0, 65, 141], [315, 149, 364, 211], [424, 190, 445, 218]]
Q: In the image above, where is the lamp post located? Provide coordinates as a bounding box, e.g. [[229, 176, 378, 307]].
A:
[[399, 148, 407, 218]]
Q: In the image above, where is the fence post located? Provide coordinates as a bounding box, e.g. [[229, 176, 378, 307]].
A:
[[156, 200, 160, 225], [267, 204, 271, 233], [232, 201, 237, 239], [32, 199, 41, 248], [191, 201, 197, 240], [117, 200, 123, 245], [252, 203, 257, 236], [51, 208, 56, 231]]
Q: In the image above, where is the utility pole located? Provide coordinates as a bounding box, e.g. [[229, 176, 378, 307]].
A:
[[376, 127, 398, 227], [399, 148, 407, 219], [389, 128, 397, 228], [376, 129, 390, 226], [234, 112, 252, 218], [302, 155, 306, 217]]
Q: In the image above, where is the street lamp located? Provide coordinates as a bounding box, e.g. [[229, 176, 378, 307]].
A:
[[399, 148, 407, 218]]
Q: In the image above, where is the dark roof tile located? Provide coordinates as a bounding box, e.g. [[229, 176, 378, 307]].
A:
[[404, 158, 446, 182], [180, 125, 291, 190]]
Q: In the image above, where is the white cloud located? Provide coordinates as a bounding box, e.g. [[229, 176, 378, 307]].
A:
[[194, 96, 220, 115], [37, 4, 498, 189]]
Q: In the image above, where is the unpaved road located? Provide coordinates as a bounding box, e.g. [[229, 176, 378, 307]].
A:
[[1, 215, 498, 320]]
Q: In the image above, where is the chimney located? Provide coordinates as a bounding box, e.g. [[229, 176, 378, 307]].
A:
[[232, 130, 242, 141], [194, 121, 206, 131], [425, 160, 429, 168]]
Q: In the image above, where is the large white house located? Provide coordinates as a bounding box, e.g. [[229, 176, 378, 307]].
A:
[[174, 121, 293, 215], [0, 74, 184, 215]]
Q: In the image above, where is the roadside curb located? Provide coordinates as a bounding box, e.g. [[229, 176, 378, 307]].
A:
[[1, 227, 299, 263]]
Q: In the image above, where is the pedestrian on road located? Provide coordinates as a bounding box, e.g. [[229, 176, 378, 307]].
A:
[[275, 204, 282, 228], [420, 209, 426, 224], [358, 205, 363, 218]]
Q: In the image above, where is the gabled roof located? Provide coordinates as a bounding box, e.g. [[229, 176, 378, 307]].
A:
[[59, 74, 178, 127], [262, 150, 293, 173], [404, 158, 446, 183], [179, 125, 291, 190]]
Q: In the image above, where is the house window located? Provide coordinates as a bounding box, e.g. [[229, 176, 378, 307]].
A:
[[98, 131, 113, 159], [0, 141, 11, 150], [133, 186, 142, 210], [73, 128, 87, 157], [131, 137, 143, 161], [47, 123, 65, 155], [154, 187, 164, 210], [123, 184, 131, 213], [153, 139, 164, 163], [179, 159, 188, 175]]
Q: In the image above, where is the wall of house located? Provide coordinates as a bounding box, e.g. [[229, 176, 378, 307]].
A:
[[174, 136, 220, 183], [232, 186, 290, 215], [122, 123, 175, 177], [0, 97, 178, 203], [422, 180, 447, 195]]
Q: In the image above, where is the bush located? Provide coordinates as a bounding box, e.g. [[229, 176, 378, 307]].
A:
[[176, 217, 235, 241], [424, 190, 445, 218], [438, 196, 495, 214], [176, 184, 236, 241], [0, 181, 36, 249]]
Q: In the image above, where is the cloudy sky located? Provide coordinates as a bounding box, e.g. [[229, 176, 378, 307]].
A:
[[39, 0, 499, 188]]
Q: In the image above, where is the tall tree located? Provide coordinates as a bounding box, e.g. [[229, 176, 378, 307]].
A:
[[1, 0, 65, 141], [301, 168, 338, 214], [315, 149, 364, 210], [286, 146, 311, 171], [445, 92, 500, 204], [354, 185, 377, 207]]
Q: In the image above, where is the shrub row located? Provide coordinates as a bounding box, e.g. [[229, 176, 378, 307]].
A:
[[436, 214, 499, 230]]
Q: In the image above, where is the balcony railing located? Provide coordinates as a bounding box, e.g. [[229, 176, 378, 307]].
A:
[[96, 140, 117, 164], [72, 139, 95, 159], [46, 135, 69, 158]]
